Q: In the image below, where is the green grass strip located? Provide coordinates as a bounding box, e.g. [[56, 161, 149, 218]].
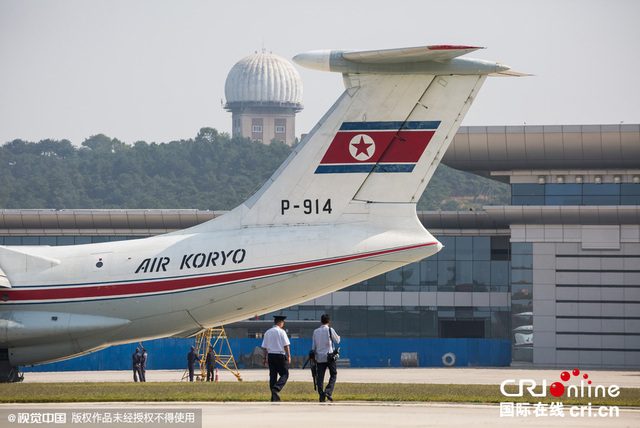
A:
[[1, 382, 638, 406]]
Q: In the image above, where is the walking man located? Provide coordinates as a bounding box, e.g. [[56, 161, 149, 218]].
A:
[[132, 347, 142, 382], [187, 345, 200, 382], [205, 345, 216, 381], [261, 315, 291, 402], [312, 313, 340, 402]]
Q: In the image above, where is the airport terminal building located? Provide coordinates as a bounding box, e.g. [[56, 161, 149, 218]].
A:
[[2, 124, 639, 370]]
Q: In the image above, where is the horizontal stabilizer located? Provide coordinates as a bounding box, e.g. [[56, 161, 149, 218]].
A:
[[342, 45, 484, 63], [293, 45, 510, 75]]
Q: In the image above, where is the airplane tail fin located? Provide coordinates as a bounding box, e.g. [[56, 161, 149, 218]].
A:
[[0, 245, 61, 288], [204, 46, 516, 229]]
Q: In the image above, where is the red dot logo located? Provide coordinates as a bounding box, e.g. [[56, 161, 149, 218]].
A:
[[552, 369, 590, 398], [550, 382, 565, 397]]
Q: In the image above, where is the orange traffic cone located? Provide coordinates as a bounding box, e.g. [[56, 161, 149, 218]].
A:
[[214, 367, 219, 382]]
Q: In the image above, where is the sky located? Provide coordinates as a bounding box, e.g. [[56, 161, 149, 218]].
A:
[[1, 0, 639, 146]]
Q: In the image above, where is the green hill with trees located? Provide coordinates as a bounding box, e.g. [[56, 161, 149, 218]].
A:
[[0, 128, 509, 211]]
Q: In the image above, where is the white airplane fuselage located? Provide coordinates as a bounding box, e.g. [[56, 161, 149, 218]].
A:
[[3, 205, 439, 366], [0, 44, 517, 378]]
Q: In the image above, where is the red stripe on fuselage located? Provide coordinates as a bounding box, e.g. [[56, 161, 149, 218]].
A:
[[2, 242, 439, 303]]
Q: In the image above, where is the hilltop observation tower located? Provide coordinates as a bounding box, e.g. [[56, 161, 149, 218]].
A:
[[224, 50, 303, 146]]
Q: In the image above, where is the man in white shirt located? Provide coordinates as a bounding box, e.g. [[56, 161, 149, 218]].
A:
[[312, 313, 340, 402], [262, 315, 291, 402]]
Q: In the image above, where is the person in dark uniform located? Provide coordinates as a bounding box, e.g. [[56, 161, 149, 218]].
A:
[[132, 347, 142, 382], [140, 348, 147, 382], [312, 313, 341, 402], [187, 345, 200, 382], [205, 345, 216, 381], [261, 315, 291, 402]]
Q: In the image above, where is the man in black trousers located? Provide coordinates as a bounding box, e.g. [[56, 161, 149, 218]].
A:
[[261, 315, 291, 402], [132, 347, 142, 382], [205, 345, 216, 381], [140, 348, 147, 382], [187, 345, 200, 382], [312, 314, 340, 402]]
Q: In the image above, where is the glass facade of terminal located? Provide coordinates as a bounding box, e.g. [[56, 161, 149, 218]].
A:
[[257, 235, 512, 340], [348, 236, 510, 293], [512, 183, 640, 206], [511, 242, 533, 362]]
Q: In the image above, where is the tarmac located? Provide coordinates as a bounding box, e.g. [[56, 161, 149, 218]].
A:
[[5, 367, 640, 427]]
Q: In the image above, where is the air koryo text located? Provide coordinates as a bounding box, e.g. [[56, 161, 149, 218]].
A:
[[135, 249, 246, 274]]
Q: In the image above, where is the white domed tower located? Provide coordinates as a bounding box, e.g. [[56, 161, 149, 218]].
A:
[[224, 50, 303, 146]]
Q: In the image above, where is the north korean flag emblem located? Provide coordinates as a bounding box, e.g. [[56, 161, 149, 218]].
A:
[[315, 121, 440, 174], [349, 134, 375, 161]]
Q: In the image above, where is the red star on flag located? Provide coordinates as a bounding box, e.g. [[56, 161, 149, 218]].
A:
[[352, 135, 373, 157]]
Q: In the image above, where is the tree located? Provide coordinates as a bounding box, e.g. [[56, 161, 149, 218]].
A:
[[0, 129, 509, 211]]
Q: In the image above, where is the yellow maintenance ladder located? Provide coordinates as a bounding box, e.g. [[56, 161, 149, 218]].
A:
[[182, 326, 243, 382]]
